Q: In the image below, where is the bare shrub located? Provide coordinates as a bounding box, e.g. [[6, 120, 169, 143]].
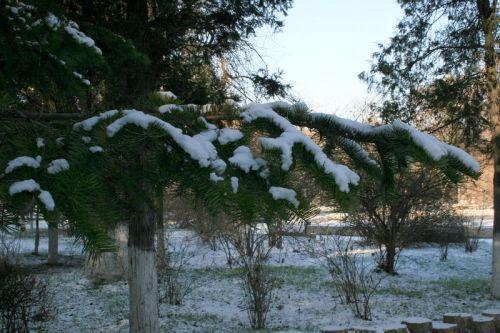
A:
[[0, 234, 54, 332], [224, 225, 278, 329], [346, 168, 456, 274], [158, 233, 196, 305], [303, 234, 381, 320], [463, 216, 482, 252]]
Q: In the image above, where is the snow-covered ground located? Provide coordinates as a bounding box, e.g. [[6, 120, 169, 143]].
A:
[[4, 230, 500, 332]]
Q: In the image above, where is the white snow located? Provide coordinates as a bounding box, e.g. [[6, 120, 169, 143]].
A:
[[242, 103, 359, 192], [89, 146, 103, 153], [158, 104, 181, 114], [230, 177, 239, 193], [218, 128, 244, 145], [38, 190, 55, 211], [73, 110, 119, 131], [210, 159, 227, 174], [81, 136, 92, 143], [432, 322, 456, 329], [402, 317, 432, 324], [36, 137, 45, 148], [55, 137, 64, 146], [269, 186, 300, 208], [5, 156, 40, 173], [45, 13, 60, 28], [310, 112, 480, 173], [209, 172, 224, 182], [106, 110, 215, 168], [228, 146, 264, 173], [158, 91, 177, 100], [3, 230, 499, 332], [8, 179, 40, 195], [65, 21, 102, 54], [73, 72, 91, 85], [47, 159, 70, 174]]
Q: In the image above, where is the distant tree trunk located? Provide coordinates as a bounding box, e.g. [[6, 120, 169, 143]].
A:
[[128, 199, 159, 333], [477, 0, 499, 298], [156, 193, 166, 262], [47, 222, 58, 265], [32, 208, 40, 255], [85, 224, 128, 281]]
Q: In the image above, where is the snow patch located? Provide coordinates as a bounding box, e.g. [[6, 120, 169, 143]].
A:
[[38, 190, 55, 211], [73, 110, 119, 131], [242, 103, 359, 192], [9, 179, 40, 195], [5, 156, 40, 173], [89, 146, 103, 153], [47, 159, 70, 174], [228, 146, 264, 173], [218, 128, 243, 145], [209, 172, 224, 182], [269, 186, 299, 208], [230, 177, 239, 193], [36, 137, 45, 148]]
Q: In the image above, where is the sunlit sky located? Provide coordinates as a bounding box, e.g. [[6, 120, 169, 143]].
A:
[[254, 0, 402, 118]]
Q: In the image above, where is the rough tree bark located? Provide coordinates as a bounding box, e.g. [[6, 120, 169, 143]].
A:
[[156, 193, 166, 262], [476, 0, 499, 298], [128, 196, 159, 333], [47, 222, 58, 265]]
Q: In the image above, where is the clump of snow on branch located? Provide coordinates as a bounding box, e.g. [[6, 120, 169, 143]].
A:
[[81, 136, 92, 143], [310, 112, 480, 173], [158, 104, 181, 114], [73, 110, 118, 131], [5, 156, 41, 173], [36, 137, 45, 148], [158, 91, 177, 100], [8, 179, 55, 210], [228, 146, 265, 173], [392, 121, 480, 172], [269, 186, 299, 208], [242, 103, 360, 192], [73, 72, 91, 85], [218, 128, 244, 145], [44, 13, 102, 54], [106, 110, 217, 168], [38, 190, 55, 211], [9, 179, 40, 195], [47, 159, 70, 174], [89, 146, 103, 153], [210, 172, 224, 182], [230, 177, 239, 193]]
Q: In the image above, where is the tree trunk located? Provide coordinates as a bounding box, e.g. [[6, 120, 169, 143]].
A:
[[47, 222, 58, 265], [384, 243, 396, 274], [156, 194, 166, 262], [85, 224, 128, 281], [33, 208, 40, 255], [477, 0, 499, 298], [128, 202, 159, 333]]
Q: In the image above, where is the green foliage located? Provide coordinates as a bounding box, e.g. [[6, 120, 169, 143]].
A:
[[359, 0, 496, 149]]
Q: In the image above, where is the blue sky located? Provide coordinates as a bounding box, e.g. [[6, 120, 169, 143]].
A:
[[254, 0, 402, 118]]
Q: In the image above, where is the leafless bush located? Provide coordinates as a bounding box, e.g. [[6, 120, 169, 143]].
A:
[[464, 216, 482, 252], [0, 233, 20, 269], [303, 234, 381, 320], [0, 235, 54, 332], [225, 225, 278, 329], [158, 234, 196, 305]]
